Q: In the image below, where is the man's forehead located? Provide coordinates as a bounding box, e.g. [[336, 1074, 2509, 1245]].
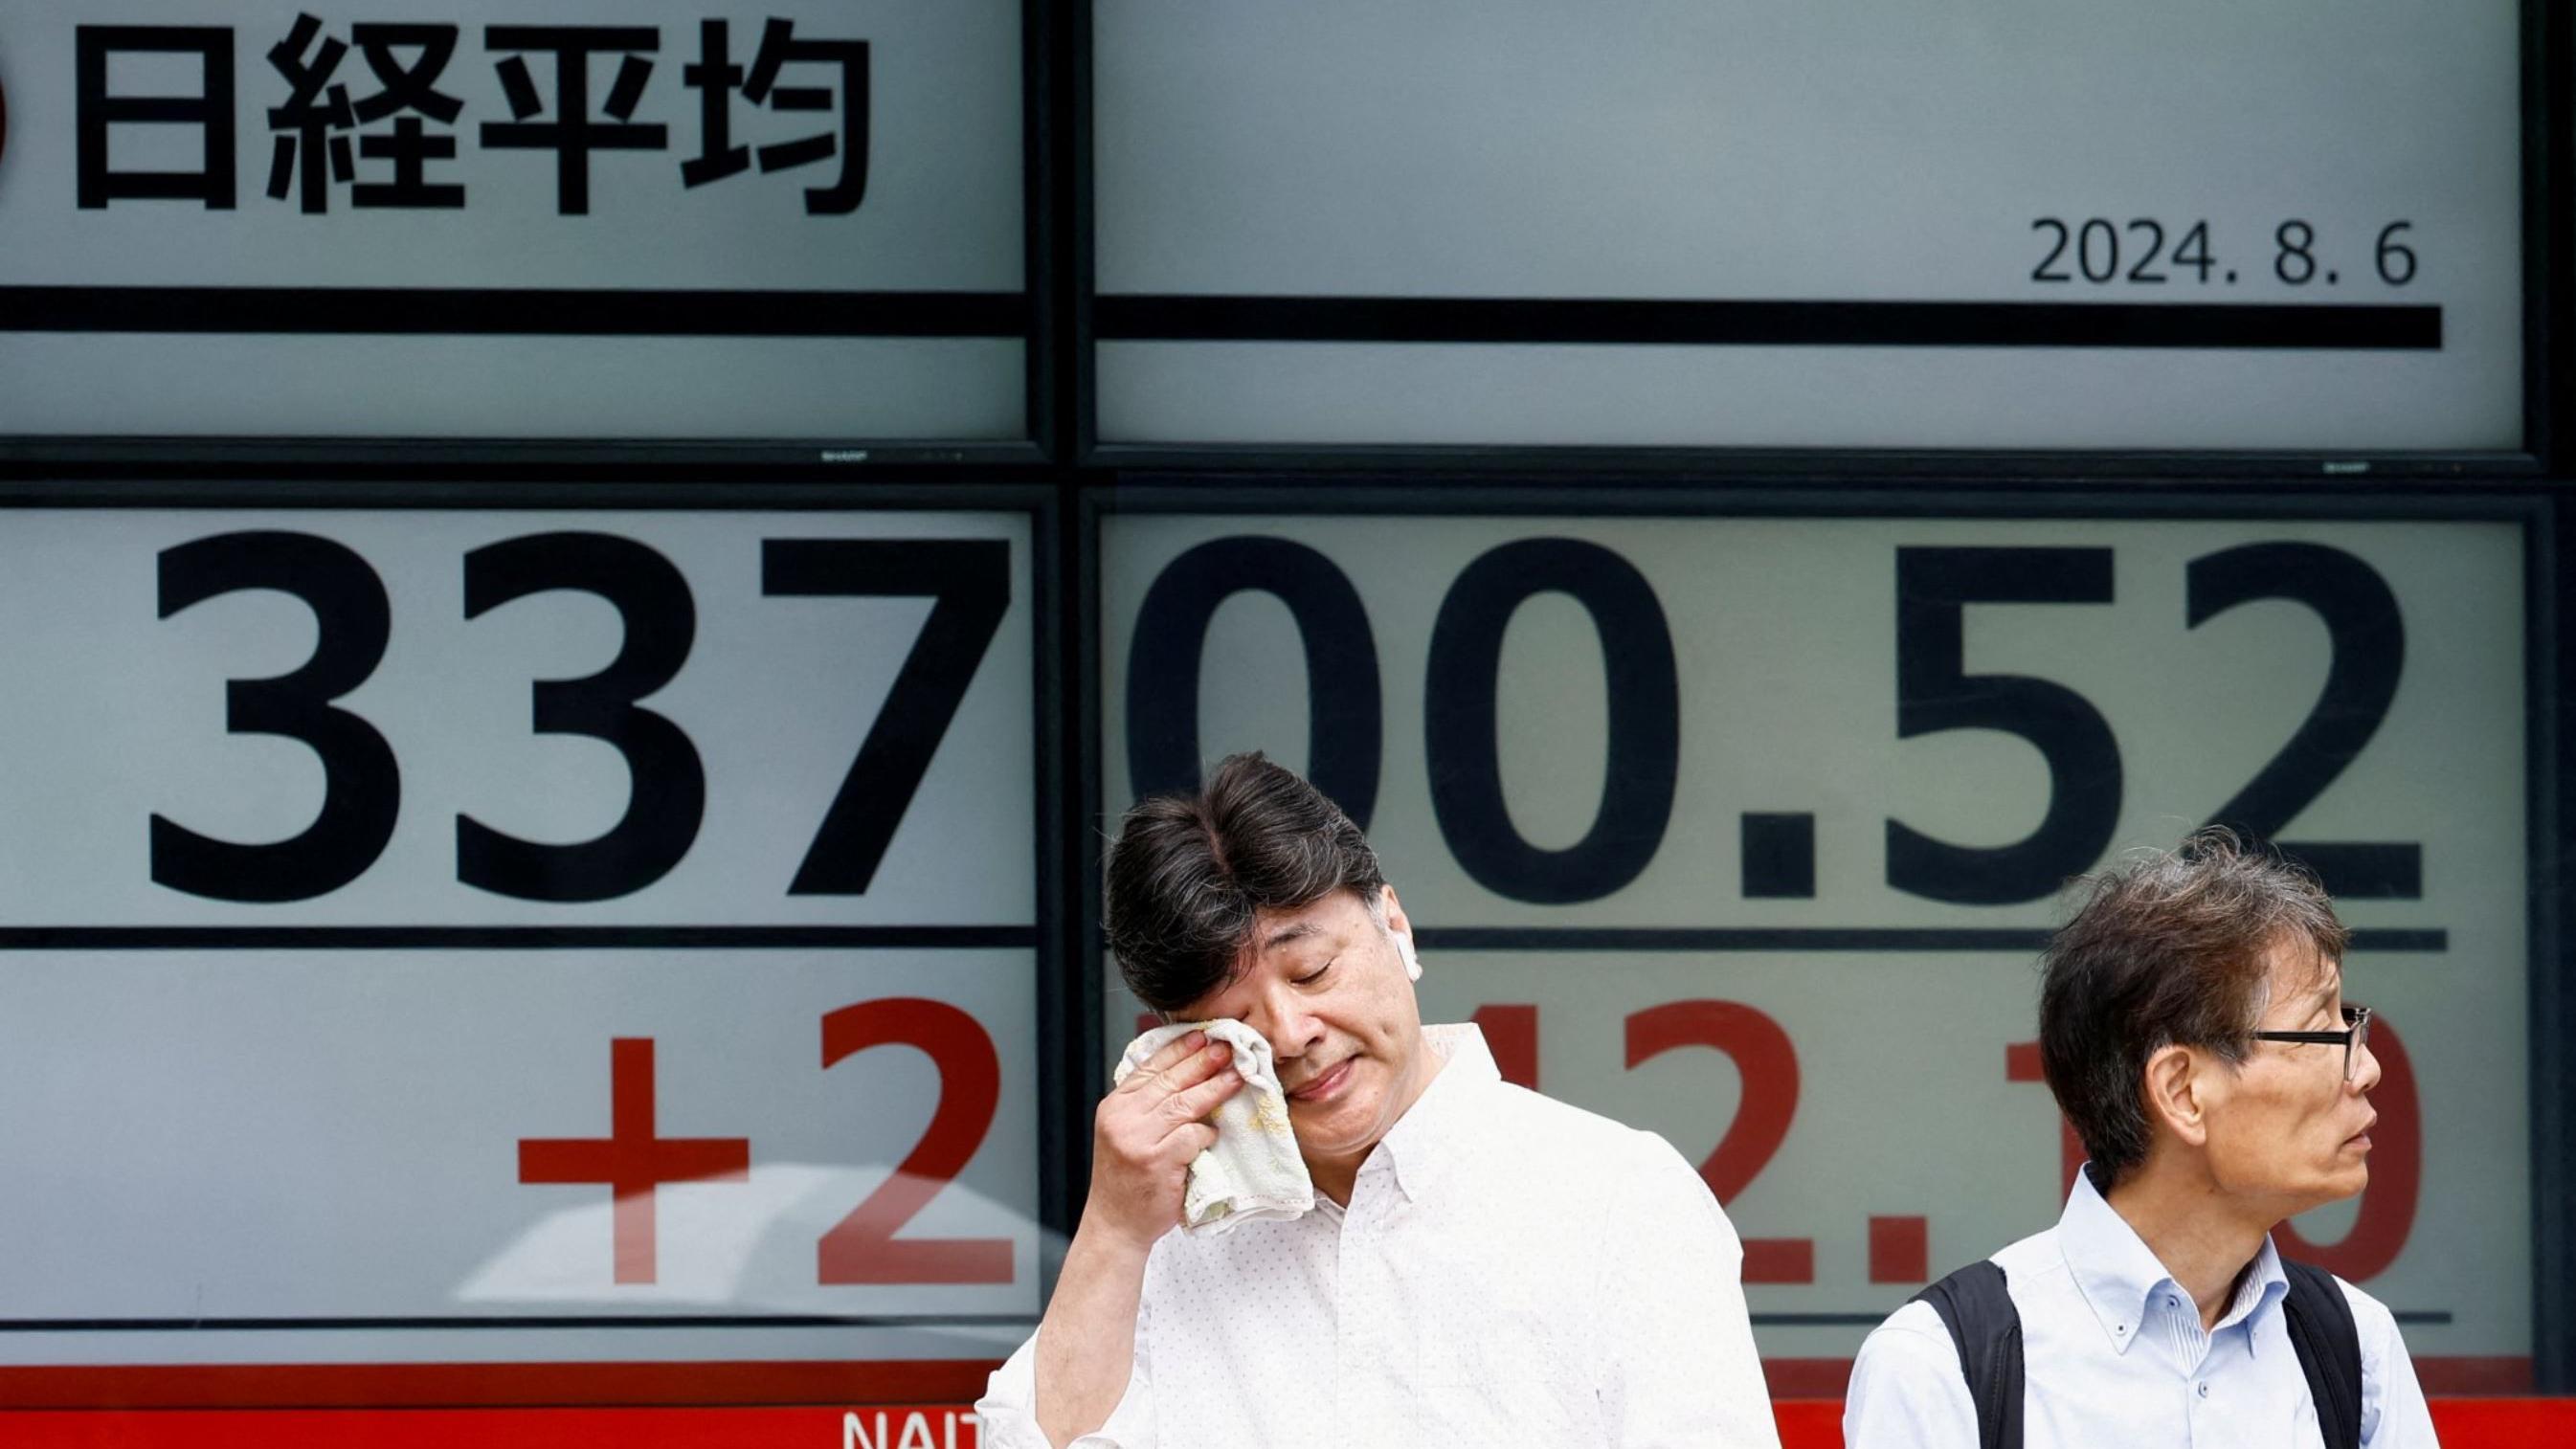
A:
[[1257, 919, 1326, 953], [1246, 896, 1362, 956], [2264, 935, 2341, 995]]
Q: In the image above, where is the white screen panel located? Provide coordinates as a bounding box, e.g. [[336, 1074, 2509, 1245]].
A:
[[1093, 2, 2521, 453]]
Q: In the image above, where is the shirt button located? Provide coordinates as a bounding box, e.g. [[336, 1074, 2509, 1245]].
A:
[[2196, 1383, 2209, 1398]]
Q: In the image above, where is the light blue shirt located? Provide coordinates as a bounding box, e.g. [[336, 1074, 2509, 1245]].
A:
[[1845, 1170, 2437, 1447]]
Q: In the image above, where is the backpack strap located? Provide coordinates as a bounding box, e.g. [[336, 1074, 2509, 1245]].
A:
[[2279, 1260, 2363, 1449], [1912, 1260, 2024, 1449]]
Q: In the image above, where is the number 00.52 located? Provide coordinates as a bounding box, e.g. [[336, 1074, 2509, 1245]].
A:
[[1127, 536, 2422, 905]]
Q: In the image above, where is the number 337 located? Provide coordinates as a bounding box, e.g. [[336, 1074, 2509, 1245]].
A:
[[151, 531, 1009, 904]]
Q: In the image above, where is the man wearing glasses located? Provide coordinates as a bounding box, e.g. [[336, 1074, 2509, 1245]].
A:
[[1845, 831, 2436, 1447]]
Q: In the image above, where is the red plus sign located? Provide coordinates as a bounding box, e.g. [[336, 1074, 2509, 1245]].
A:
[[519, 1037, 750, 1284]]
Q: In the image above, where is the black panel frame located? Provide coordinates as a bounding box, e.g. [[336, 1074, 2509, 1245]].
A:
[[0, 0, 1060, 470], [1081, 479, 2569, 1392], [1074, 0, 2563, 479]]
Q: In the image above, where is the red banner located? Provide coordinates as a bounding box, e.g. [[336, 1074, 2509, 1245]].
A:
[[3, 1399, 2570, 1449]]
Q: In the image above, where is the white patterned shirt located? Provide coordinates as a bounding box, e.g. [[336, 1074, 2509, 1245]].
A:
[[1844, 1170, 2437, 1448], [977, 1024, 1781, 1449]]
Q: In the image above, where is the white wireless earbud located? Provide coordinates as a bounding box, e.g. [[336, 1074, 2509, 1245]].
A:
[[1397, 930, 1422, 981]]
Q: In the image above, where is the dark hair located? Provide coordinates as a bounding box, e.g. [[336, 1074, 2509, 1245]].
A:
[[2038, 829, 2350, 1190], [1104, 752, 1387, 1013]]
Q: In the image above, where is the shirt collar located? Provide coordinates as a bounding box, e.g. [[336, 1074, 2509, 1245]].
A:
[[2224, 1237, 2292, 1354], [2056, 1166, 2291, 1354], [1364, 1023, 1499, 1202]]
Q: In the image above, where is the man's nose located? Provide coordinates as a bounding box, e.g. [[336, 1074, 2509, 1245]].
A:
[[2351, 1037, 2384, 1094], [1246, 983, 1324, 1060]]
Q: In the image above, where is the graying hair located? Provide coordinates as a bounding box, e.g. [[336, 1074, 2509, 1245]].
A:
[[2038, 828, 2349, 1188]]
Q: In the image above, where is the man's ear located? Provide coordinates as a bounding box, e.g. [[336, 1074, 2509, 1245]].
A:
[[1378, 883, 1412, 941], [2140, 1044, 2212, 1148], [1378, 884, 1421, 980]]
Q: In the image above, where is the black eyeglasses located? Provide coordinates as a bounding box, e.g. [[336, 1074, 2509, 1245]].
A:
[[2250, 1004, 2373, 1082]]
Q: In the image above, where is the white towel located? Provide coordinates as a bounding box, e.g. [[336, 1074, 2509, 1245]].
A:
[[1114, 1019, 1315, 1235]]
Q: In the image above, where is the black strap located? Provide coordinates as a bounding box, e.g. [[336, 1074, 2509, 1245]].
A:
[[2280, 1259, 2364, 1449], [1914, 1256, 2361, 1449], [1912, 1260, 2024, 1449]]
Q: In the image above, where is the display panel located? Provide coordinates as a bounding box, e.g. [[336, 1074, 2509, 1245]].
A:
[[1099, 499, 2535, 1390], [1089, 1, 2525, 458], [0, 3, 1031, 449], [0, 504, 1046, 1373]]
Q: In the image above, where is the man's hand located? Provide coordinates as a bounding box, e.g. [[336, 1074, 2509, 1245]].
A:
[[1029, 1031, 1244, 1446], [1086, 1030, 1245, 1249]]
